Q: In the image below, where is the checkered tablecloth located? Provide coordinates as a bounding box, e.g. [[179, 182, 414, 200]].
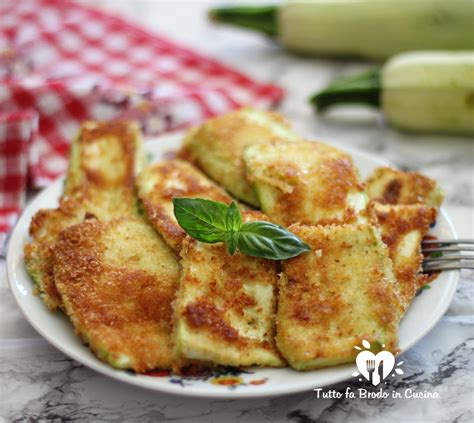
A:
[[0, 110, 37, 251], [0, 0, 284, 251]]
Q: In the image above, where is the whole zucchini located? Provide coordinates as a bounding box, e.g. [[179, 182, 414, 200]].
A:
[[210, 0, 474, 60], [311, 51, 474, 135]]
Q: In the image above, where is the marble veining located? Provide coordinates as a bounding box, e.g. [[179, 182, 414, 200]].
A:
[[1, 267, 472, 422]]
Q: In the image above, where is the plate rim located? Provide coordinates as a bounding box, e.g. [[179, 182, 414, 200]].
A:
[[6, 133, 459, 398]]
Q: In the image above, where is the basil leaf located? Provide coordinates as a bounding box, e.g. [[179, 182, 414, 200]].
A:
[[173, 197, 310, 260], [226, 201, 242, 231], [237, 221, 311, 260], [225, 231, 239, 255], [173, 198, 228, 243], [225, 201, 242, 255]]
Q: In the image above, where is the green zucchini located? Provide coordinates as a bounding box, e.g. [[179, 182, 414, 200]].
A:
[[210, 0, 474, 60], [311, 51, 474, 135]]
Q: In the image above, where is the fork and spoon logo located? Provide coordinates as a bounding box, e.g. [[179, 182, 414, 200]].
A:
[[353, 340, 404, 386]]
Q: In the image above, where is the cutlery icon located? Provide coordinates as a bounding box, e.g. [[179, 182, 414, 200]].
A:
[[355, 342, 398, 385], [366, 359, 376, 384]]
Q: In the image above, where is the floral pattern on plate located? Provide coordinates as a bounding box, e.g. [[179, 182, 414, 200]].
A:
[[141, 366, 268, 389]]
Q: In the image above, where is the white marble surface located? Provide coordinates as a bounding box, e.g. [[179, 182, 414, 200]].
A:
[[1, 1, 474, 422]]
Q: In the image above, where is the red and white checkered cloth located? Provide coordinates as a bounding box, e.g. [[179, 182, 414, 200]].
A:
[[0, 0, 284, 250], [0, 110, 38, 252]]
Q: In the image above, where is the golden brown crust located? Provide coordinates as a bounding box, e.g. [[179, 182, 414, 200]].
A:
[[53, 217, 180, 372], [276, 152, 361, 226], [136, 160, 233, 252], [24, 196, 87, 309], [173, 237, 284, 369], [369, 202, 437, 311], [184, 299, 243, 344], [179, 240, 277, 345], [177, 108, 299, 205], [66, 120, 140, 195], [244, 141, 367, 226], [365, 167, 444, 208], [276, 224, 401, 370], [24, 121, 142, 310]]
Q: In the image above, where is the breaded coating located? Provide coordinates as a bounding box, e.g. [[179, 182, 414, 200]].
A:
[[364, 167, 444, 208], [53, 217, 180, 372], [136, 159, 232, 252], [243, 141, 367, 227], [178, 108, 300, 206], [173, 212, 285, 370], [24, 121, 144, 310], [64, 120, 145, 198], [276, 224, 401, 371], [369, 203, 437, 312], [25, 197, 89, 309]]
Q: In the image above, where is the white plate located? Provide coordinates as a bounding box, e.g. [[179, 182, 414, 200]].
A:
[[7, 133, 459, 398]]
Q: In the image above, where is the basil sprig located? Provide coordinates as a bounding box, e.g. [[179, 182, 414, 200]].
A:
[[173, 198, 310, 260]]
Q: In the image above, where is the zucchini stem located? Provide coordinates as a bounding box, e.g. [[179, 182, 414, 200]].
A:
[[209, 5, 279, 37], [310, 69, 382, 112]]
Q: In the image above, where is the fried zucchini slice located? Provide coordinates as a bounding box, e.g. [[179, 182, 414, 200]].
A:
[[136, 159, 233, 252], [178, 108, 300, 206], [243, 141, 367, 226], [24, 121, 144, 310], [25, 197, 88, 309], [53, 217, 180, 372], [364, 167, 444, 208], [276, 224, 401, 371], [173, 214, 285, 370], [369, 203, 437, 312], [65, 120, 145, 198]]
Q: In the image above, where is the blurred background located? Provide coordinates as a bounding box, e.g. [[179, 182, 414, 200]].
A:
[[2, 0, 473, 206], [92, 0, 473, 208]]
